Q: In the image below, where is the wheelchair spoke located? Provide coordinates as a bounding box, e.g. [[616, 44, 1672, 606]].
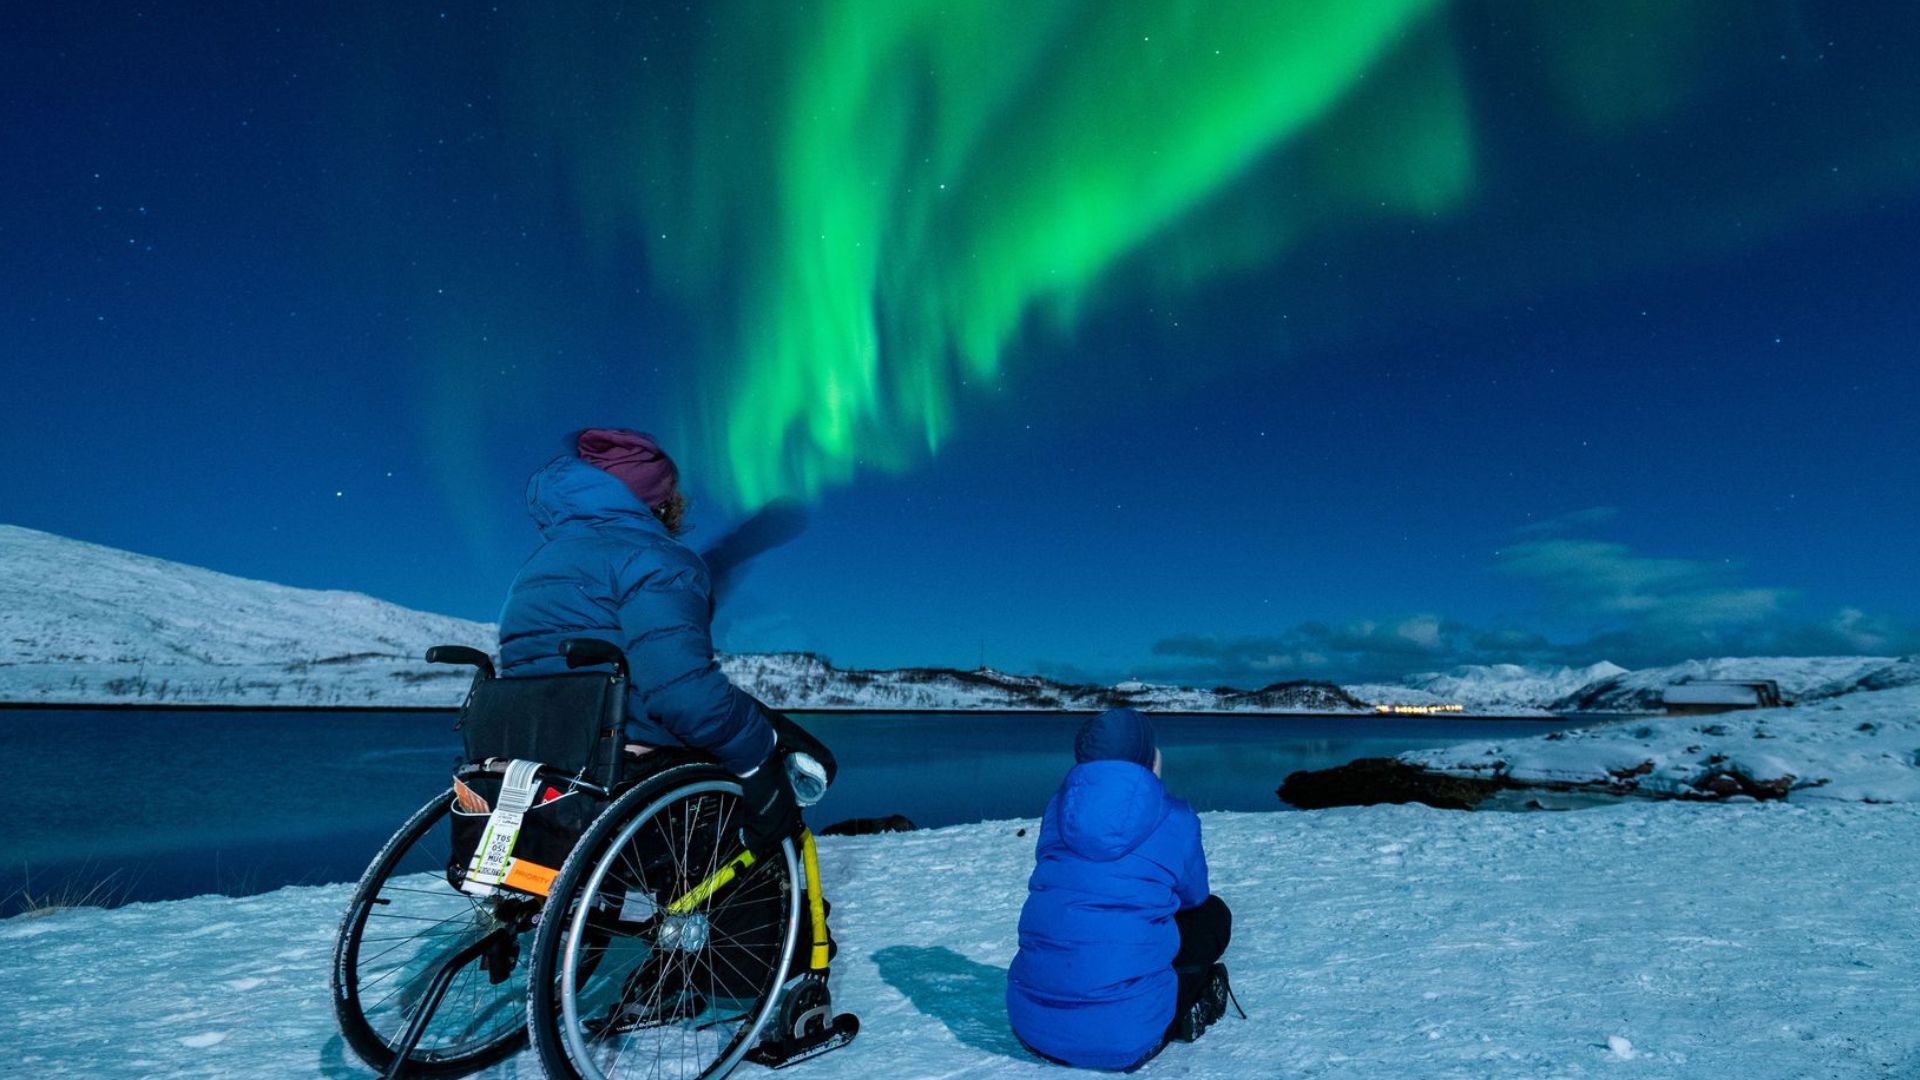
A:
[[334, 791, 529, 1072], [541, 775, 801, 1080]]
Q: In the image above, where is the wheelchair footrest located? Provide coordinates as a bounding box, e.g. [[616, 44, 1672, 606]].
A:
[[744, 1013, 858, 1070], [745, 974, 858, 1069]]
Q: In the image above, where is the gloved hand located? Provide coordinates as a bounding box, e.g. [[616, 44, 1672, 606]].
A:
[[737, 754, 800, 860]]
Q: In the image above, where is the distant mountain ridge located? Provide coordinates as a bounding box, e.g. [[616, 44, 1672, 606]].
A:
[[1346, 662, 1630, 713], [0, 526, 1367, 712], [3, 525, 1911, 712], [720, 652, 1367, 713]]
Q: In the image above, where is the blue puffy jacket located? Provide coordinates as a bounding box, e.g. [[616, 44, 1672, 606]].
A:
[[1007, 760, 1210, 1070], [497, 455, 775, 775]]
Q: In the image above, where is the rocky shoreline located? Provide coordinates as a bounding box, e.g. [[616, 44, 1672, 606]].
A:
[[1279, 754, 1803, 811]]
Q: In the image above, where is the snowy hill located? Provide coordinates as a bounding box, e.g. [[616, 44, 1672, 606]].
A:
[[5, 803, 1916, 1078], [1547, 655, 1920, 712], [1351, 656, 1920, 716], [0, 525, 492, 707], [1347, 661, 1630, 715], [5, 526, 1911, 717], [1403, 684, 1920, 804], [0, 527, 1363, 713]]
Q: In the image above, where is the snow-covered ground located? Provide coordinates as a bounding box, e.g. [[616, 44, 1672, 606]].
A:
[[5, 802, 1915, 1079], [1404, 685, 1920, 804]]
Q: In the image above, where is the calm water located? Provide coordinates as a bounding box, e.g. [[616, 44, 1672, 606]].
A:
[[3, 708, 1581, 913]]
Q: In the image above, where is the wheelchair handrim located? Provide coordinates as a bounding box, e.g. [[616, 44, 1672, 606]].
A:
[[558, 778, 803, 1080]]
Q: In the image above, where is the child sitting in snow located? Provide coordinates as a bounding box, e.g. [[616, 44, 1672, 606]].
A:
[[1007, 707, 1236, 1070]]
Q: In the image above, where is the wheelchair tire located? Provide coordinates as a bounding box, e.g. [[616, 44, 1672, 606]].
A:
[[331, 789, 536, 1076], [526, 764, 802, 1080]]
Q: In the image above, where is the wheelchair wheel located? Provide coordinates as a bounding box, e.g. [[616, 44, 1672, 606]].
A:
[[527, 764, 802, 1080], [332, 790, 536, 1075]]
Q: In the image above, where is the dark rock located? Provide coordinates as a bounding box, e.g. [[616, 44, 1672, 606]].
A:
[[1608, 760, 1655, 781], [817, 814, 918, 837], [1697, 772, 1744, 796], [1691, 768, 1795, 801], [1278, 758, 1502, 811]]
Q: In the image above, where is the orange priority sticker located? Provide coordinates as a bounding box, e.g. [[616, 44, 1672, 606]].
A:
[[503, 858, 558, 896]]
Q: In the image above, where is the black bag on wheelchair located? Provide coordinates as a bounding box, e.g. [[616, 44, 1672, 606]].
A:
[[443, 668, 628, 898]]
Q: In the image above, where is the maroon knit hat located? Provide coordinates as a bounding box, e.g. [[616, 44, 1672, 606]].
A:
[[576, 428, 679, 510]]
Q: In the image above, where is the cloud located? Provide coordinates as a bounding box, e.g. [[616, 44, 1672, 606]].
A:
[[1144, 615, 1472, 686], [1513, 505, 1620, 536], [1495, 538, 1790, 630], [1137, 522, 1918, 687], [1822, 608, 1911, 654]]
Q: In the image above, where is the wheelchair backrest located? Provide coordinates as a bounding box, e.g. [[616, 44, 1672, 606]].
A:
[[456, 671, 626, 786]]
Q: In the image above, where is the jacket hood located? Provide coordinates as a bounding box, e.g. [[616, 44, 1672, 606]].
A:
[[1056, 760, 1171, 862], [526, 454, 664, 538]]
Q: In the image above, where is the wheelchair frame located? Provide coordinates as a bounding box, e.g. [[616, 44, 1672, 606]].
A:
[[330, 639, 837, 1080]]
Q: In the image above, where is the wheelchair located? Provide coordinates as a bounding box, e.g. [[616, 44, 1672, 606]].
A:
[[331, 639, 855, 1079]]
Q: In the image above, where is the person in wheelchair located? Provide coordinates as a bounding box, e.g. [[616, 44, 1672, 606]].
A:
[[330, 428, 849, 1080], [499, 429, 841, 1012], [498, 427, 802, 862]]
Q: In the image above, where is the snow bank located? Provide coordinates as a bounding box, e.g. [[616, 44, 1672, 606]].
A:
[[5, 804, 1916, 1078], [1404, 685, 1920, 803]]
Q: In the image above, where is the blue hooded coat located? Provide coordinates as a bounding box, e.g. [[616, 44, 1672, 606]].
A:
[[496, 455, 775, 775], [1007, 760, 1210, 1070]]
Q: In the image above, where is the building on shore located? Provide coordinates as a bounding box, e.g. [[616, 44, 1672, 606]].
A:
[[1661, 679, 1784, 715]]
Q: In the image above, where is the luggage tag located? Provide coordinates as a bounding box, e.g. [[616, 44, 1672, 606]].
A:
[[461, 759, 543, 897]]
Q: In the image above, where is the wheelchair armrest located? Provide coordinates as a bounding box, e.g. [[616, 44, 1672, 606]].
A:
[[426, 645, 495, 679], [561, 637, 629, 678]]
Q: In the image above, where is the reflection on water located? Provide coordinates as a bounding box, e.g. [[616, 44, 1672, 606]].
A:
[[1, 708, 1579, 910]]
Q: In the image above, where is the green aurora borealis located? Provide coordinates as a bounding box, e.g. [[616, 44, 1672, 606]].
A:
[[626, 0, 1465, 504], [11, 0, 1920, 668], [489, 0, 1920, 507]]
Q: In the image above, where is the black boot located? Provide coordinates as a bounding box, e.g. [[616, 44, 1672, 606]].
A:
[[1174, 964, 1232, 1043]]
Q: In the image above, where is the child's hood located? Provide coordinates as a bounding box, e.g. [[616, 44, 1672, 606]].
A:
[[1056, 760, 1172, 862]]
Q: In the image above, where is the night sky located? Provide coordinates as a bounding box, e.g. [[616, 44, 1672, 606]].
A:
[[6, 2, 1918, 685]]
